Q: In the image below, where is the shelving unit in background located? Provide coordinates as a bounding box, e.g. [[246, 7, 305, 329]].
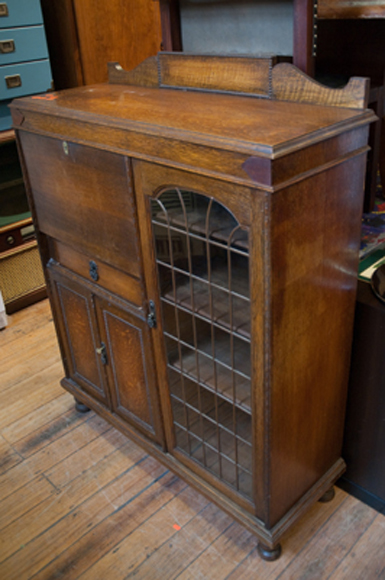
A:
[[0, 0, 52, 312]]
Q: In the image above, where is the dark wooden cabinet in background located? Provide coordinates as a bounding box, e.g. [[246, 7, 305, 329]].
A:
[[40, 0, 181, 90], [340, 280, 385, 513], [11, 54, 375, 560]]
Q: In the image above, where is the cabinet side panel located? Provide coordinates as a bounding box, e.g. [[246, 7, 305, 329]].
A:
[[268, 154, 366, 526], [18, 132, 141, 278]]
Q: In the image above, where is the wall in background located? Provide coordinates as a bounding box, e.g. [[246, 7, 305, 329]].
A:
[[179, 0, 293, 56]]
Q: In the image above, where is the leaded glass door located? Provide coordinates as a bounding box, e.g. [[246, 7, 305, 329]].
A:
[[151, 188, 253, 501]]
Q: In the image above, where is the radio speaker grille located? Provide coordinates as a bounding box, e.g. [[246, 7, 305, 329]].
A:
[[0, 242, 45, 306]]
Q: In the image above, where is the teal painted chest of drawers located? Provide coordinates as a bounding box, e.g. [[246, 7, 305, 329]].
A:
[[0, 0, 52, 130]]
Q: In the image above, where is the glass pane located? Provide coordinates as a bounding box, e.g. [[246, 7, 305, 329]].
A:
[[151, 189, 253, 500], [205, 445, 221, 478], [170, 396, 187, 428], [237, 439, 253, 472], [238, 469, 253, 498]]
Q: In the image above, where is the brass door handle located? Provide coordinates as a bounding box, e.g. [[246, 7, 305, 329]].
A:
[[96, 342, 107, 365]]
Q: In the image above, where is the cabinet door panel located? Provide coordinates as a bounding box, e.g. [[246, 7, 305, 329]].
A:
[[96, 298, 163, 442], [49, 269, 109, 405], [134, 163, 255, 505], [20, 133, 141, 278]]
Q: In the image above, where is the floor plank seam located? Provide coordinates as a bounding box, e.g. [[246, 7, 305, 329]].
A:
[[0, 453, 158, 569], [121, 501, 214, 580], [0, 323, 55, 347], [0, 476, 60, 540], [43, 437, 148, 493], [272, 495, 351, 580], [0, 435, 24, 472], [172, 520, 236, 580], [222, 545, 259, 580], [27, 468, 173, 580], [11, 410, 96, 459], [42, 422, 114, 471], [0, 373, 62, 403], [41, 472, 62, 494], [17, 408, 99, 456], [323, 510, 382, 580]]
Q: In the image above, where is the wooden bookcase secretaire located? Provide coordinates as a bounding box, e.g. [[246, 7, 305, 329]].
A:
[[10, 54, 375, 560]]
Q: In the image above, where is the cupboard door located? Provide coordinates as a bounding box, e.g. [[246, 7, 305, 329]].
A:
[[48, 268, 110, 406], [149, 186, 253, 501], [95, 297, 163, 443]]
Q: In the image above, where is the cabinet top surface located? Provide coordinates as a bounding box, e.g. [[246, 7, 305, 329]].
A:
[[11, 83, 374, 156]]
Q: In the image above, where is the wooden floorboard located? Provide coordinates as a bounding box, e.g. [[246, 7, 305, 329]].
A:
[[0, 299, 384, 580]]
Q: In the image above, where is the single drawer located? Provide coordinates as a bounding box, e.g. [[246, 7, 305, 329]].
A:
[[19, 133, 143, 280], [0, 25, 49, 65], [0, 0, 43, 29], [0, 59, 51, 99], [50, 241, 144, 309]]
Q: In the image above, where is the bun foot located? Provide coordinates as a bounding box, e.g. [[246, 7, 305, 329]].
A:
[[74, 398, 91, 413], [319, 487, 335, 503], [257, 542, 282, 561]]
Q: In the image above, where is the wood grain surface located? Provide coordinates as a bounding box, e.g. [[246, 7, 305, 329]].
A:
[[272, 63, 370, 109], [318, 0, 385, 19], [11, 82, 373, 157]]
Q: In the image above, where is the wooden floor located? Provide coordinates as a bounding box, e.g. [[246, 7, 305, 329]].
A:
[[1, 299, 385, 580]]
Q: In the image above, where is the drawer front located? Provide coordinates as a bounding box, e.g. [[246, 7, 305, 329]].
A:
[[51, 241, 144, 308], [20, 133, 142, 279], [0, 25, 49, 65], [0, 0, 43, 29], [0, 59, 51, 99]]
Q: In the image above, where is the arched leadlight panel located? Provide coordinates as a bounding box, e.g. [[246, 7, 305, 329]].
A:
[[151, 188, 253, 500]]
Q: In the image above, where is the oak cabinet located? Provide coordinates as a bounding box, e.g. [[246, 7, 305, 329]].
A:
[[11, 54, 375, 559]]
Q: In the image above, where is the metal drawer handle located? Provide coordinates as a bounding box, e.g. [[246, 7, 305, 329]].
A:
[[0, 39, 15, 53], [0, 3, 8, 17], [5, 74, 21, 89]]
